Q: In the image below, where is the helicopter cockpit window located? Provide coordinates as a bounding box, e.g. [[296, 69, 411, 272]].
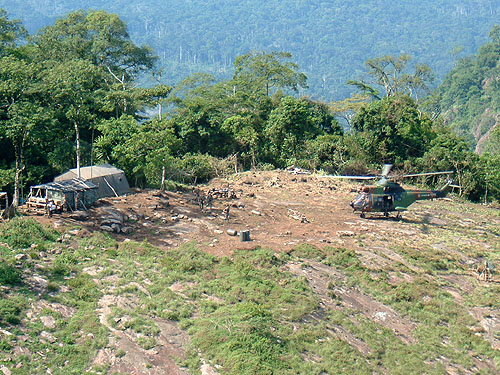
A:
[[352, 193, 369, 208]]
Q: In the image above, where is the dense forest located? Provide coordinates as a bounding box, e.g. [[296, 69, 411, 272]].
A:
[[1, 0, 500, 99], [0, 8, 499, 208]]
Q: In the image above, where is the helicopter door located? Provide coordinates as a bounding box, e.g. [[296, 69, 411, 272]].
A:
[[382, 195, 393, 209]]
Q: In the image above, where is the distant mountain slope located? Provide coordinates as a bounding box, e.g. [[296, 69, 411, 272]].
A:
[[436, 30, 500, 152], [1, 0, 500, 99]]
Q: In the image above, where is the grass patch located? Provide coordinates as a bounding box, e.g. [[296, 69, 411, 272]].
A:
[[0, 217, 58, 249]]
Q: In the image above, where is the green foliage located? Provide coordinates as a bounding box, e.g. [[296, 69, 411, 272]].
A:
[[416, 127, 485, 200], [0, 262, 20, 285], [51, 252, 79, 277], [161, 242, 216, 274], [264, 96, 328, 167], [32, 10, 156, 79], [5, 1, 500, 100], [436, 25, 500, 152], [0, 296, 25, 325], [0, 8, 26, 55], [351, 95, 434, 163], [351, 54, 434, 98], [190, 302, 287, 375], [233, 51, 308, 96], [0, 217, 58, 249]]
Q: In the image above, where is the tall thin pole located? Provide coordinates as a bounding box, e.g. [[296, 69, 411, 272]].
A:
[[90, 129, 94, 179]]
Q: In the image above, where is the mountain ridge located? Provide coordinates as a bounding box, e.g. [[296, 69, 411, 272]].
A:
[[1, 0, 500, 99]]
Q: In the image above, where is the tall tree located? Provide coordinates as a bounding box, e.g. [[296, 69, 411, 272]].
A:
[[0, 9, 26, 56], [349, 54, 434, 99], [233, 51, 308, 96], [42, 60, 107, 178], [264, 96, 325, 167], [0, 56, 45, 206], [351, 95, 434, 163], [32, 10, 157, 119]]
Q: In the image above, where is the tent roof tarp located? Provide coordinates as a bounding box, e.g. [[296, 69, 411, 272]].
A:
[[55, 164, 125, 180], [32, 178, 97, 193]]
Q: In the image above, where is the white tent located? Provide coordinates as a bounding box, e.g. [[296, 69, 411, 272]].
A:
[[55, 164, 131, 198]]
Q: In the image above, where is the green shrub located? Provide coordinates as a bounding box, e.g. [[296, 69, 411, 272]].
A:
[[0, 218, 58, 249], [51, 252, 79, 277], [176, 153, 230, 184], [67, 274, 101, 303], [161, 243, 215, 274], [325, 247, 362, 269], [0, 297, 26, 326], [291, 244, 325, 260], [0, 262, 21, 285]]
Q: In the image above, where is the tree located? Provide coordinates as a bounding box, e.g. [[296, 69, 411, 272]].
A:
[[233, 51, 308, 96], [479, 152, 500, 203], [264, 96, 325, 167], [330, 94, 372, 129], [95, 115, 180, 187], [32, 10, 157, 118], [351, 95, 434, 163], [349, 54, 434, 99], [0, 9, 26, 56], [221, 115, 260, 168], [0, 56, 45, 206], [42, 60, 107, 178], [416, 128, 483, 200]]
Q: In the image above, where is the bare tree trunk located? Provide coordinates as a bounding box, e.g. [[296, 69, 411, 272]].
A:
[[75, 121, 81, 178], [12, 145, 24, 208], [161, 164, 166, 191]]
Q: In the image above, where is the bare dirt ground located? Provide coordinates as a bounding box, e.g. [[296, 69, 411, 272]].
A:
[[22, 170, 500, 374], [34, 170, 425, 255]]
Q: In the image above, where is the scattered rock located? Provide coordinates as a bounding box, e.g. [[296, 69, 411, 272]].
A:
[[69, 211, 89, 221], [251, 210, 261, 216], [14, 253, 27, 261], [40, 316, 57, 329], [40, 331, 56, 344], [0, 329, 11, 336], [120, 226, 134, 235], [111, 223, 121, 233], [100, 225, 114, 233], [68, 229, 80, 235], [0, 365, 11, 375], [337, 231, 355, 237]]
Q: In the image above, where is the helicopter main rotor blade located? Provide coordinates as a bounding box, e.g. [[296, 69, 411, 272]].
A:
[[401, 171, 454, 178], [318, 175, 377, 180], [381, 164, 393, 177]]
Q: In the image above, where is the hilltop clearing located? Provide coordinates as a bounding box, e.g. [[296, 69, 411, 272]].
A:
[[1, 170, 499, 374]]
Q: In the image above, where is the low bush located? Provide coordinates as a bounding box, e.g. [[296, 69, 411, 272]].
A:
[[0, 262, 21, 285]]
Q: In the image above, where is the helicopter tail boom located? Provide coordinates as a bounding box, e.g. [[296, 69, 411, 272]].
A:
[[435, 180, 453, 198]]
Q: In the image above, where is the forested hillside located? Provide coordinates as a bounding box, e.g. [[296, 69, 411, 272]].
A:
[[0, 0, 500, 99], [435, 26, 500, 154]]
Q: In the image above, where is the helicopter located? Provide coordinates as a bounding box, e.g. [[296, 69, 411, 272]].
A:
[[326, 164, 455, 219]]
